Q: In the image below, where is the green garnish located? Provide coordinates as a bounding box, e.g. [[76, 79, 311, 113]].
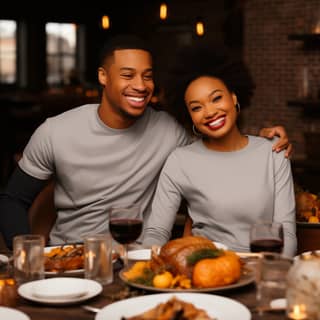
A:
[[130, 268, 155, 286], [186, 248, 224, 265]]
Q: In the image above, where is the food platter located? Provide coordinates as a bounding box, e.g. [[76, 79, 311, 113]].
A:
[[95, 292, 251, 320], [44, 245, 84, 276], [44, 245, 118, 276], [119, 267, 254, 293], [296, 221, 320, 228]]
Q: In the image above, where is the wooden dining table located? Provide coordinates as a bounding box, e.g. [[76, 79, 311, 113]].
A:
[[11, 261, 287, 320]]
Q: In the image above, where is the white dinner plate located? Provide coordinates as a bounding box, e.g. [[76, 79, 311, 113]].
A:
[[18, 277, 103, 305], [127, 241, 228, 261], [0, 307, 30, 320], [95, 292, 251, 320], [31, 277, 89, 300]]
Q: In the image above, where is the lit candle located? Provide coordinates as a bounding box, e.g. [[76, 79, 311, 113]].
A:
[[0, 279, 17, 307], [288, 304, 307, 320]]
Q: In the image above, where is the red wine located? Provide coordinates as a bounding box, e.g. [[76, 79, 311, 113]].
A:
[[250, 238, 283, 253], [109, 219, 142, 244]]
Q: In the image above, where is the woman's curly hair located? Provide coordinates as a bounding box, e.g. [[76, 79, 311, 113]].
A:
[[163, 44, 255, 135]]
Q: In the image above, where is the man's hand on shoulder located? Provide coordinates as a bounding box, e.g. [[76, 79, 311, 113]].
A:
[[259, 125, 293, 158]]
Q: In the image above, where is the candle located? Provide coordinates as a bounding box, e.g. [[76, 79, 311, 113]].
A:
[[0, 278, 17, 307], [288, 304, 307, 320]]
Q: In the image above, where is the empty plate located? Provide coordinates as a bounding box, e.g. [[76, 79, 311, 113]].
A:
[[31, 277, 88, 299], [18, 277, 103, 305]]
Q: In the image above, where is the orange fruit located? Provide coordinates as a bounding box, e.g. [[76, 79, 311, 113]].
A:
[[192, 251, 241, 288], [153, 271, 173, 288]]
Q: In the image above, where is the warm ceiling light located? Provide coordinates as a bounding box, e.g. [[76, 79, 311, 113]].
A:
[[196, 21, 205, 36], [102, 15, 110, 30], [160, 3, 167, 20]]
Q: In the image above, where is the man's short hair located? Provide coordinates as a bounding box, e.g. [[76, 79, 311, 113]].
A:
[[99, 34, 153, 66]]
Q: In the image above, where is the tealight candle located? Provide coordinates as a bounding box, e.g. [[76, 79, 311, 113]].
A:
[[288, 304, 307, 320], [0, 278, 17, 307]]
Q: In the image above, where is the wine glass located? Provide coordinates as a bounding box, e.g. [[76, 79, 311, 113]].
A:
[[108, 204, 143, 267], [250, 221, 284, 254]]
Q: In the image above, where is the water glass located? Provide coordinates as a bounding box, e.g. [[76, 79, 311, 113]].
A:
[[13, 234, 45, 285], [84, 233, 113, 285], [256, 252, 292, 313]]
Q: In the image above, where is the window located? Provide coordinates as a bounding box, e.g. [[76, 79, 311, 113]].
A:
[[0, 20, 17, 84], [46, 23, 77, 86]]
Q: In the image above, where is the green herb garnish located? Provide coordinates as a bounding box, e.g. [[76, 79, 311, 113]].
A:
[[131, 268, 155, 286], [186, 248, 224, 265]]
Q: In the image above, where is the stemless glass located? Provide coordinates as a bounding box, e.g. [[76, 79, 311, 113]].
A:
[[108, 204, 143, 267], [250, 221, 284, 254]]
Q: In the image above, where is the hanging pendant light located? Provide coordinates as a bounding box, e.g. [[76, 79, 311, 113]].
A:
[[160, 3, 167, 20], [196, 19, 205, 36], [101, 15, 110, 30]]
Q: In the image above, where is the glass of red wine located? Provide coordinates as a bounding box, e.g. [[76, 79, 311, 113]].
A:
[[250, 221, 284, 254], [108, 204, 143, 267]]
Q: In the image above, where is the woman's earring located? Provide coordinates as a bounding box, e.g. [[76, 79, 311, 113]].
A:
[[192, 124, 202, 137], [235, 102, 241, 113]]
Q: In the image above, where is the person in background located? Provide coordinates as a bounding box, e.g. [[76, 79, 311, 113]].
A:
[[143, 48, 297, 257], [0, 34, 293, 249]]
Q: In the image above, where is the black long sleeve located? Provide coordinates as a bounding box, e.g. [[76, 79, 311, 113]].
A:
[[0, 166, 48, 249]]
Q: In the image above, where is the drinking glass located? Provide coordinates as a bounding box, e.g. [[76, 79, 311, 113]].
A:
[[108, 204, 143, 267], [257, 252, 292, 315], [84, 233, 113, 285], [250, 221, 284, 254], [13, 234, 45, 285]]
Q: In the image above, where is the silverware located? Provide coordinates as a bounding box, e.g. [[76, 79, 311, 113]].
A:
[[82, 305, 101, 313]]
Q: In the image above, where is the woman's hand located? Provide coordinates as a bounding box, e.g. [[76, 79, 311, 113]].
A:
[[259, 126, 293, 158]]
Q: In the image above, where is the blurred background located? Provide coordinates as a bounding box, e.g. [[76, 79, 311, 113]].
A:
[[0, 0, 319, 193]]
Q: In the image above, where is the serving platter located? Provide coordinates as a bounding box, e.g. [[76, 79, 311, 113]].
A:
[[296, 221, 320, 228], [44, 245, 118, 276], [119, 267, 254, 293]]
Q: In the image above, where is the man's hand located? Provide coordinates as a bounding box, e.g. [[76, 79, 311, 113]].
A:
[[259, 126, 293, 158]]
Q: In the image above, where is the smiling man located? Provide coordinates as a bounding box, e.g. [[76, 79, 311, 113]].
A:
[[0, 34, 293, 249], [0, 34, 190, 247]]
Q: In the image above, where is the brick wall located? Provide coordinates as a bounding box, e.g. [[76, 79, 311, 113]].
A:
[[242, 0, 320, 158]]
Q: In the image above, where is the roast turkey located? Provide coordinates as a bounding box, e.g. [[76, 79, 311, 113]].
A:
[[150, 236, 217, 278]]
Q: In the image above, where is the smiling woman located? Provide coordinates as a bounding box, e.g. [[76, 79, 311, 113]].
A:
[[142, 43, 296, 257], [164, 44, 255, 136]]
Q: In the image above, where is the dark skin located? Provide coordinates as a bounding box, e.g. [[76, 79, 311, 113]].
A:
[[98, 49, 292, 155], [182, 75, 293, 236]]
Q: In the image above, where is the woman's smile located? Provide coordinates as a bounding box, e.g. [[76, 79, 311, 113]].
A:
[[206, 115, 226, 130]]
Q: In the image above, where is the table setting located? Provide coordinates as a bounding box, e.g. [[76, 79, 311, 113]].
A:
[[0, 217, 315, 320]]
